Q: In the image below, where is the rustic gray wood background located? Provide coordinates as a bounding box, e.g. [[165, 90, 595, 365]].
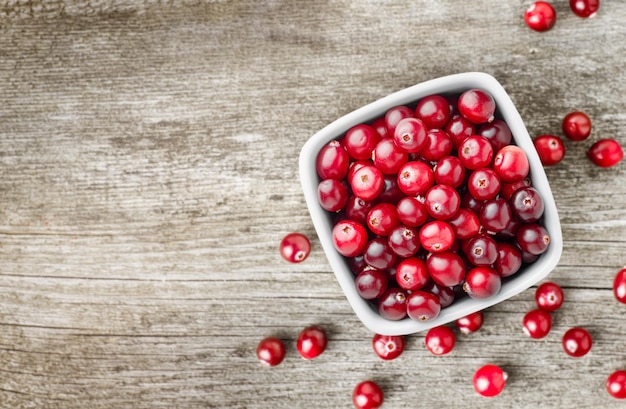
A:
[[1, 1, 625, 408]]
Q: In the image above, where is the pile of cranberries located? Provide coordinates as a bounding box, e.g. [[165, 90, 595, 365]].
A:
[[316, 88, 551, 324]]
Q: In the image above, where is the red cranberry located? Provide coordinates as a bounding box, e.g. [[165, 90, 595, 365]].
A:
[[406, 290, 441, 322], [371, 117, 389, 139], [316, 140, 350, 180], [425, 325, 456, 356], [385, 105, 414, 136], [397, 161, 434, 196], [332, 220, 368, 257], [348, 160, 373, 182], [256, 337, 286, 367], [445, 114, 476, 148], [317, 178, 348, 212], [516, 223, 550, 255], [364, 238, 397, 270], [353, 380, 384, 409], [461, 191, 485, 214], [344, 124, 381, 160], [478, 119, 513, 152], [373, 138, 408, 174], [494, 242, 523, 277], [525, 1, 557, 32], [458, 89, 496, 124], [393, 117, 428, 153], [468, 168, 501, 201], [345, 195, 375, 225], [464, 235, 499, 267], [534, 134, 566, 166], [367, 203, 400, 236], [500, 177, 532, 200], [350, 164, 384, 201], [570, 0, 600, 18], [355, 269, 388, 300], [396, 257, 429, 291], [420, 129, 453, 161], [458, 135, 494, 170], [562, 327, 592, 357], [279, 232, 311, 263], [378, 173, 405, 204], [416, 94, 451, 129], [473, 364, 507, 397], [426, 251, 465, 287], [455, 311, 484, 334], [422, 280, 456, 308], [297, 325, 327, 360], [447, 208, 481, 240], [463, 267, 501, 299], [378, 288, 408, 320], [372, 333, 405, 361], [419, 221, 455, 253], [434, 155, 466, 188], [479, 198, 513, 233], [495, 218, 523, 241], [535, 281, 564, 311], [522, 309, 552, 339], [388, 225, 421, 258], [510, 187, 545, 223], [347, 255, 368, 275], [613, 267, 626, 304], [607, 370, 626, 400], [587, 138, 624, 168], [425, 184, 461, 220], [396, 197, 429, 227], [562, 111, 592, 141], [493, 145, 530, 183]]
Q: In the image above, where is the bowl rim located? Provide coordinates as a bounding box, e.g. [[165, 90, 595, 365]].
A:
[[299, 72, 563, 335]]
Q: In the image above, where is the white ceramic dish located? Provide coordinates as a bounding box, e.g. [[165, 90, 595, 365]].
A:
[[299, 72, 563, 335]]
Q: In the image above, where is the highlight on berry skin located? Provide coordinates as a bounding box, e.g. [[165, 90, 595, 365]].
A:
[[279, 232, 311, 263]]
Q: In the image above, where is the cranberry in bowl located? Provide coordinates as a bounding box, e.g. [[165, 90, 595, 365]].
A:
[[299, 72, 563, 335]]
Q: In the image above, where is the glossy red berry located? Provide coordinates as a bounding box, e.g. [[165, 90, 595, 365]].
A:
[[613, 268, 626, 304], [350, 164, 384, 201], [388, 225, 421, 258], [494, 242, 523, 278], [473, 364, 507, 397], [344, 124, 381, 160], [426, 251, 466, 287], [396, 196, 429, 227], [393, 117, 428, 153], [425, 325, 456, 355], [396, 257, 429, 291], [535, 281, 565, 311], [416, 94, 451, 129], [367, 203, 400, 236], [373, 138, 408, 174], [420, 129, 453, 161], [378, 288, 408, 321], [406, 290, 441, 322], [562, 111, 592, 141], [372, 333, 405, 360], [397, 161, 435, 196], [523, 309, 552, 339], [455, 311, 484, 334], [363, 238, 397, 270], [525, 1, 557, 32], [464, 235, 499, 267], [297, 325, 327, 360], [424, 184, 461, 220], [534, 134, 565, 166], [434, 155, 466, 188], [256, 337, 286, 367], [467, 168, 501, 201], [318, 179, 348, 212], [516, 223, 550, 255], [499, 177, 532, 200], [458, 89, 496, 124], [385, 105, 414, 137], [445, 114, 476, 148], [479, 198, 513, 233], [510, 187, 545, 223], [607, 370, 626, 399], [478, 119, 513, 152], [279, 232, 311, 263], [463, 267, 501, 299], [447, 208, 481, 240], [332, 220, 369, 257], [493, 145, 530, 183], [587, 138, 624, 168], [316, 140, 350, 180], [422, 280, 456, 308], [419, 220, 455, 253], [353, 380, 384, 409], [562, 327, 592, 357], [570, 0, 600, 18], [355, 269, 388, 300], [458, 135, 494, 170]]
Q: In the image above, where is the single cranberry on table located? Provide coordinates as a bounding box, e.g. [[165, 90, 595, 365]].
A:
[[473, 364, 508, 397], [522, 309, 552, 339], [279, 232, 311, 263], [570, 0, 600, 18], [455, 311, 485, 334], [256, 337, 286, 367], [406, 290, 441, 322], [372, 333, 405, 360], [562, 327, 593, 357], [562, 111, 592, 141], [525, 1, 557, 32], [352, 380, 384, 409], [533, 134, 566, 166], [457, 88, 496, 124], [425, 325, 456, 356], [415, 94, 451, 129], [297, 325, 327, 360], [535, 281, 565, 311], [613, 267, 626, 304], [607, 370, 626, 400], [587, 138, 624, 168]]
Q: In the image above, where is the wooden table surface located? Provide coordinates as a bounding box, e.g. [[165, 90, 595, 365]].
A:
[[1, 1, 625, 408]]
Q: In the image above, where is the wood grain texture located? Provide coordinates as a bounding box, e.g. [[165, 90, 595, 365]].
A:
[[0, 1, 625, 408]]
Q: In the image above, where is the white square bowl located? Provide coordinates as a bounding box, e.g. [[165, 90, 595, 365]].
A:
[[299, 72, 563, 336]]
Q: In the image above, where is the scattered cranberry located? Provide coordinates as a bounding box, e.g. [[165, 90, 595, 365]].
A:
[[256, 337, 286, 367], [279, 232, 311, 263], [523, 309, 552, 339], [297, 325, 327, 360], [473, 364, 507, 397], [456, 311, 484, 334], [525, 1, 557, 32], [458, 89, 496, 124], [406, 290, 441, 322], [463, 267, 501, 299], [587, 138, 624, 168], [372, 333, 405, 360], [425, 325, 456, 355], [533, 135, 565, 166], [562, 111, 592, 141], [562, 327, 592, 357], [535, 282, 564, 311], [570, 0, 600, 18], [353, 380, 384, 409], [613, 267, 626, 304], [607, 370, 626, 399]]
